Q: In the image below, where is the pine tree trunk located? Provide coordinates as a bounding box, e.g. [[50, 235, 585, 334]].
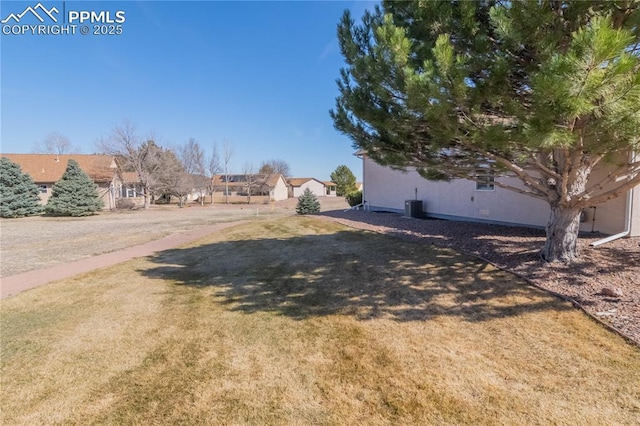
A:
[[540, 205, 582, 262]]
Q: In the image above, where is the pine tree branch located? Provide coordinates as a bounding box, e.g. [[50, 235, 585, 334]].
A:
[[530, 151, 562, 180], [491, 180, 549, 201], [579, 159, 640, 205], [602, 159, 640, 182], [589, 153, 605, 170], [576, 172, 640, 208]]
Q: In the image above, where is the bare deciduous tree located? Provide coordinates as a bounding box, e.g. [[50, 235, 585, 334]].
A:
[[222, 141, 234, 204], [178, 138, 206, 175], [33, 132, 78, 154], [243, 163, 257, 204], [258, 159, 291, 178], [178, 138, 206, 205], [207, 143, 221, 204], [255, 159, 290, 198], [97, 119, 162, 209]]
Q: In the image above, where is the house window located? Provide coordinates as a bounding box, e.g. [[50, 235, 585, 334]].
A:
[[39, 185, 47, 193], [121, 186, 137, 198], [475, 169, 495, 191]]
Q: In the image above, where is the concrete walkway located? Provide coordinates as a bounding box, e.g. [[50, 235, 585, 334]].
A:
[[0, 221, 242, 299]]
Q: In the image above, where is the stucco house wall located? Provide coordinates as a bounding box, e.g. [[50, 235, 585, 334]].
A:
[[631, 186, 640, 237], [323, 182, 337, 197], [362, 155, 637, 236], [270, 175, 289, 201], [289, 178, 327, 198]]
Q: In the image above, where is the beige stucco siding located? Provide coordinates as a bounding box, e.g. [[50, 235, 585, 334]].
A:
[[582, 195, 626, 235], [293, 180, 326, 198], [34, 181, 55, 204], [364, 158, 549, 227], [271, 178, 289, 201], [35, 181, 115, 210], [363, 156, 634, 235], [578, 160, 631, 235]]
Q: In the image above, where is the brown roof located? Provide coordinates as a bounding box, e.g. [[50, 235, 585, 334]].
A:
[[120, 172, 139, 184], [287, 177, 318, 187], [323, 181, 337, 187], [1, 154, 118, 183], [265, 174, 285, 187]]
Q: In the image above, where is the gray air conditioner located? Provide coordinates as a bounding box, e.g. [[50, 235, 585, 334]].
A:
[[405, 200, 423, 218]]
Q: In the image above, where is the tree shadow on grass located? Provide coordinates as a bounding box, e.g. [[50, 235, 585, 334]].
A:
[[139, 227, 570, 323], [318, 210, 637, 290]]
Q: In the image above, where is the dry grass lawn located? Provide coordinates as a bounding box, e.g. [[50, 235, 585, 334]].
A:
[[1, 217, 639, 424]]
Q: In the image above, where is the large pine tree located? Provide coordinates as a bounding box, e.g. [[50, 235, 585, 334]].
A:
[[45, 159, 103, 216], [332, 0, 640, 262], [330, 165, 358, 196], [0, 157, 43, 218]]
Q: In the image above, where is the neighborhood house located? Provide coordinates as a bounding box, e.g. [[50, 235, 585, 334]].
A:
[[287, 178, 329, 198], [211, 174, 289, 202], [3, 153, 345, 208], [323, 181, 337, 196], [2, 154, 121, 209]]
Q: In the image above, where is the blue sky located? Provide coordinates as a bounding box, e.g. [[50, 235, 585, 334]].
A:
[[1, 1, 377, 180]]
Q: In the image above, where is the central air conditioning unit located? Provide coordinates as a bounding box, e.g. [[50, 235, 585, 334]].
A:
[[404, 200, 423, 218]]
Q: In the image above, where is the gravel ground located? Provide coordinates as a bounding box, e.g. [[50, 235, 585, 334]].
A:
[[320, 209, 640, 346]]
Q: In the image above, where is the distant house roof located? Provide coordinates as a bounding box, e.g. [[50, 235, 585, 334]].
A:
[[323, 181, 337, 187], [120, 171, 139, 184], [287, 177, 325, 187], [1, 154, 118, 183], [265, 174, 286, 187]]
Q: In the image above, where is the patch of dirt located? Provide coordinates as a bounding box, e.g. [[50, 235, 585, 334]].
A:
[[320, 210, 640, 346]]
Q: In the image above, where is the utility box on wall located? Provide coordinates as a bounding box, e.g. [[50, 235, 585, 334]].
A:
[[404, 200, 423, 218]]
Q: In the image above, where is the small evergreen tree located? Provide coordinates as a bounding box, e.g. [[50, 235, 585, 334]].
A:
[[45, 159, 103, 216], [0, 157, 43, 218], [296, 188, 320, 215]]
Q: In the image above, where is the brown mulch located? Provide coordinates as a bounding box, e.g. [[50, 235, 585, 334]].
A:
[[319, 209, 640, 346]]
